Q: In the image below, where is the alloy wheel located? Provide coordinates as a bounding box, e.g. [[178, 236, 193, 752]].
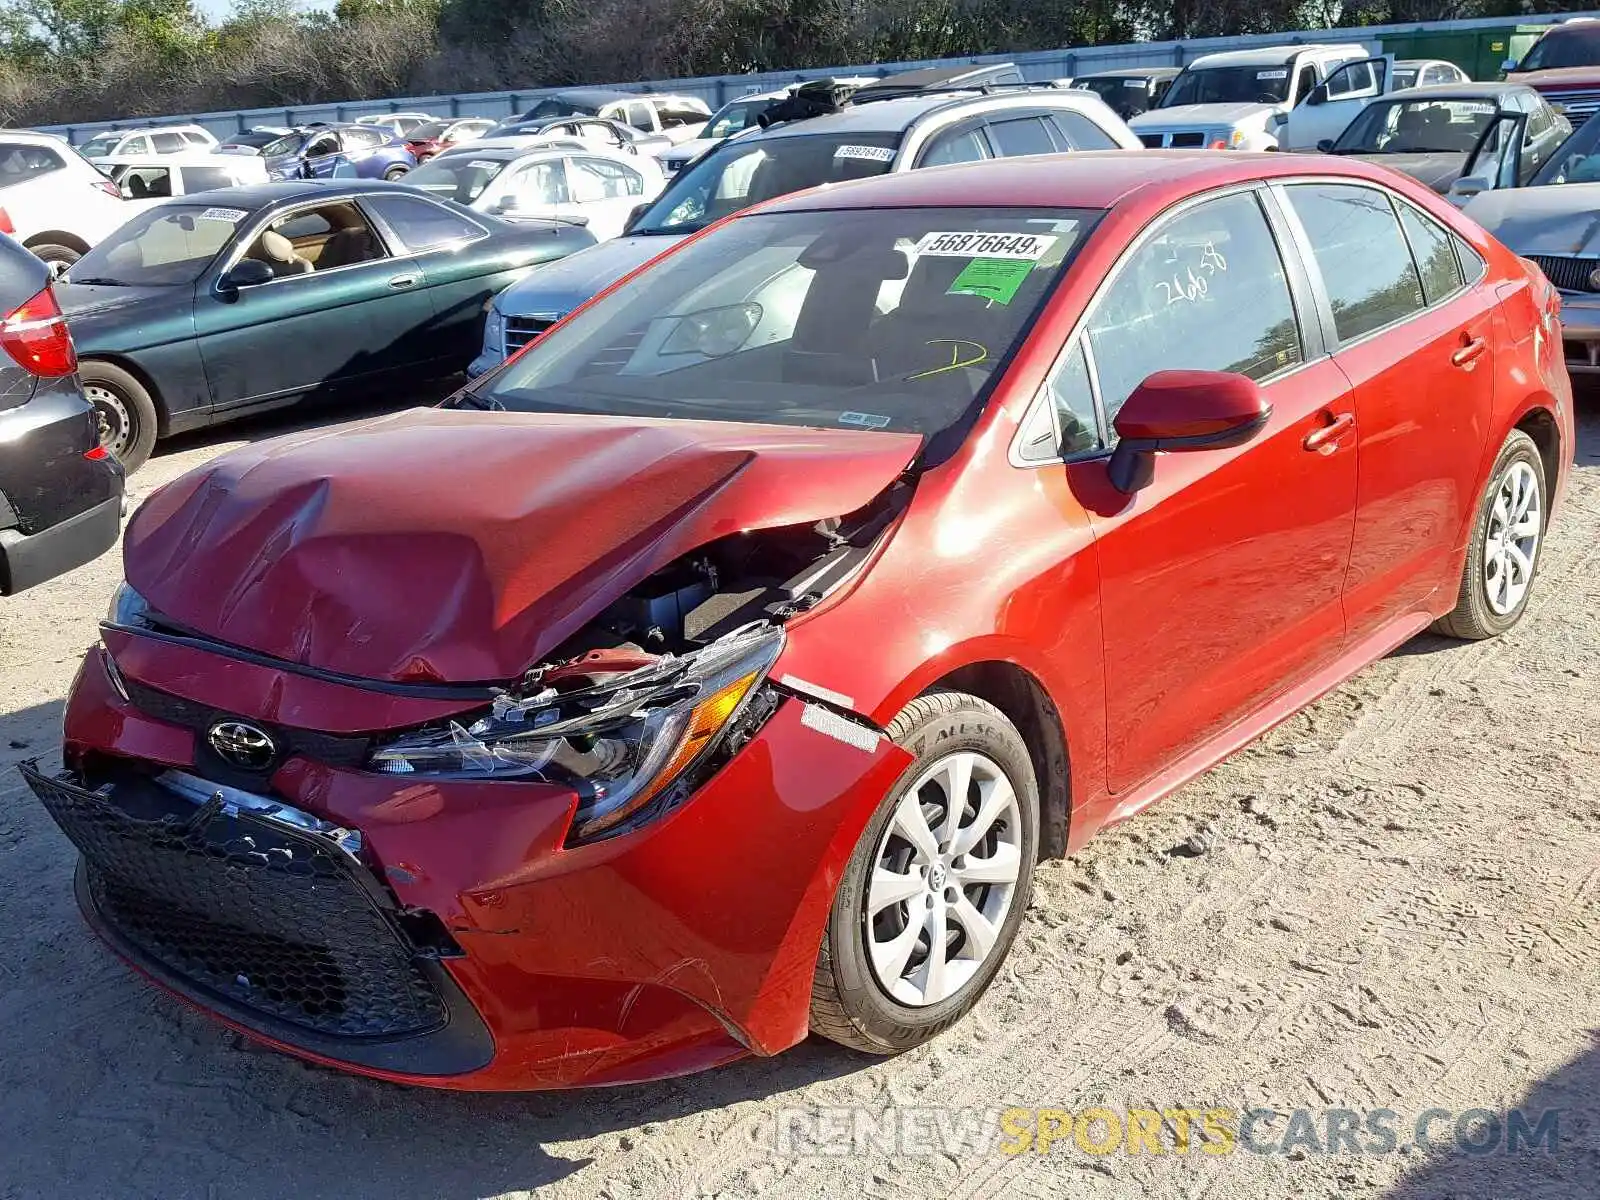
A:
[[1483, 460, 1541, 616], [865, 750, 1023, 1007], [84, 383, 133, 463]]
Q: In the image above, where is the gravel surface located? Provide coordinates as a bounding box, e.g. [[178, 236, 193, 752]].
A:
[[0, 394, 1596, 1200]]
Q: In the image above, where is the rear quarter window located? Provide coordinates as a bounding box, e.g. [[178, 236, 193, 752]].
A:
[[1284, 183, 1426, 343]]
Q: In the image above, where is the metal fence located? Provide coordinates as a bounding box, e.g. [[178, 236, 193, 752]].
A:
[[38, 10, 1598, 146]]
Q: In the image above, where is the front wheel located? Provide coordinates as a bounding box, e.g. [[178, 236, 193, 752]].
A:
[[810, 691, 1039, 1055], [1434, 428, 1547, 640], [79, 360, 159, 474]]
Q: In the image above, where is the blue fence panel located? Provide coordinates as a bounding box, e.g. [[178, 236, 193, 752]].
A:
[[38, 10, 1593, 145]]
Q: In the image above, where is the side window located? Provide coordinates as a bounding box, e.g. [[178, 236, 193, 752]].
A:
[[1052, 110, 1120, 151], [151, 132, 185, 153], [1293, 63, 1319, 104], [917, 126, 990, 168], [1084, 191, 1304, 423], [123, 136, 151, 155], [1042, 341, 1102, 458], [121, 167, 171, 198], [248, 201, 387, 276], [1453, 234, 1487, 286], [178, 165, 238, 194], [626, 103, 655, 132], [1285, 184, 1425, 342], [570, 156, 643, 200], [505, 160, 568, 206], [363, 193, 482, 251], [1325, 61, 1374, 99], [182, 131, 211, 146], [343, 127, 384, 150], [987, 116, 1059, 158], [1396, 200, 1463, 304], [0, 142, 66, 186]]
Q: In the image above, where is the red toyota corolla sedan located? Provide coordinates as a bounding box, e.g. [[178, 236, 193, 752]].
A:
[[23, 153, 1573, 1091]]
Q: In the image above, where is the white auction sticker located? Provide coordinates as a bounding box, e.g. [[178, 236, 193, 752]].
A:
[[1256, 69, 1288, 80], [913, 231, 1059, 260], [467, 159, 501, 169], [198, 207, 248, 222], [1124, 78, 1147, 88], [834, 144, 896, 162]]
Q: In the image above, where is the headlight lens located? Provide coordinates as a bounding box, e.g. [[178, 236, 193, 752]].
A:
[[106, 581, 150, 627], [1229, 128, 1248, 148], [368, 625, 783, 841]]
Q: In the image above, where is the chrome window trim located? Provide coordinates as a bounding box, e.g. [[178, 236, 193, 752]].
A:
[[1007, 182, 1320, 470]]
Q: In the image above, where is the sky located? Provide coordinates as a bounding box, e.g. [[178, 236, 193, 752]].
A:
[[192, 0, 333, 19]]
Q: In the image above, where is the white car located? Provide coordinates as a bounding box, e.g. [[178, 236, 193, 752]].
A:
[[77, 124, 219, 165], [102, 153, 267, 213], [0, 130, 126, 273], [658, 78, 879, 176], [355, 112, 435, 137], [409, 144, 664, 242], [519, 89, 713, 145], [1130, 43, 1376, 151]]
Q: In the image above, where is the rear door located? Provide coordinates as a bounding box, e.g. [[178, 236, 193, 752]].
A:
[[565, 155, 649, 239], [1276, 181, 1498, 640], [1061, 187, 1358, 791]]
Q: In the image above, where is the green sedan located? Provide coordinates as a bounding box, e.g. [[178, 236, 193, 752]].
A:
[[57, 181, 597, 471]]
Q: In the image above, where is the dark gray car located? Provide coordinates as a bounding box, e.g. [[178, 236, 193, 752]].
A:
[[0, 233, 122, 594]]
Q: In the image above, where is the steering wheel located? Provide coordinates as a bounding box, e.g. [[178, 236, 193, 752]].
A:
[[1256, 92, 1280, 105]]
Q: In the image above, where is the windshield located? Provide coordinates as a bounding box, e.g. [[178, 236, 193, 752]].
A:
[[476, 206, 1097, 449], [79, 136, 119, 158], [1392, 68, 1419, 90], [705, 98, 775, 140], [1334, 97, 1498, 154], [527, 98, 600, 118], [67, 203, 248, 286], [406, 155, 508, 203], [1533, 116, 1600, 184], [1077, 76, 1153, 116], [1517, 27, 1600, 72], [633, 132, 902, 236], [1161, 64, 1293, 107]]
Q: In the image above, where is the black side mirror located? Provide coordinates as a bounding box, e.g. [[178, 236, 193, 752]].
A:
[[1316, 138, 1335, 153], [218, 258, 274, 294], [1304, 84, 1327, 107], [622, 202, 651, 234]]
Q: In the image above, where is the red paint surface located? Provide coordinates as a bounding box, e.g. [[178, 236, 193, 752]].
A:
[[56, 153, 1573, 1089]]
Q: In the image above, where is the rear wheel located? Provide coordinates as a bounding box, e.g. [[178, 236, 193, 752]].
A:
[[810, 691, 1038, 1054], [28, 243, 80, 277], [80, 361, 159, 474], [1434, 429, 1547, 640], [383, 165, 409, 181]]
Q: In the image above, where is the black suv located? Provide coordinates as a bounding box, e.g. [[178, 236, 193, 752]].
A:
[[0, 233, 122, 595]]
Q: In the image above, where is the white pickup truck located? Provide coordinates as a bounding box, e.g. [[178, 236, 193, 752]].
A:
[[1130, 43, 1391, 152]]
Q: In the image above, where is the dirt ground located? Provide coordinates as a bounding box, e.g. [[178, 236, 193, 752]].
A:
[[0, 392, 1596, 1200]]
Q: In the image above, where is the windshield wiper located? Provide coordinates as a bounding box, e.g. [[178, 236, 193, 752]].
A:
[[632, 225, 697, 236], [68, 276, 130, 286], [447, 387, 502, 411]]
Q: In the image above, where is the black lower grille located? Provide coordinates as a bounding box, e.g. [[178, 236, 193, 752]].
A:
[[22, 764, 446, 1040], [1170, 131, 1206, 148], [1138, 132, 1163, 148], [1528, 255, 1600, 294]]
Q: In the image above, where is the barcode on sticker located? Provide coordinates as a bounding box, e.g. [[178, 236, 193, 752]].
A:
[[1256, 69, 1288, 80], [834, 144, 895, 162], [1124, 79, 1147, 88], [199, 207, 247, 222], [468, 160, 500, 169], [913, 231, 1058, 260]]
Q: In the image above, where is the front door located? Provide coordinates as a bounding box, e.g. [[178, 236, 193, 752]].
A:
[[1062, 189, 1358, 792], [193, 198, 435, 409], [1283, 56, 1394, 150], [1276, 182, 1499, 638]]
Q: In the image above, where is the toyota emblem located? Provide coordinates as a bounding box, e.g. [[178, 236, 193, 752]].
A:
[[207, 721, 276, 770]]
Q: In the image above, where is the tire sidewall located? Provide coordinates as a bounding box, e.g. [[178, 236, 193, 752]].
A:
[[79, 362, 159, 474], [824, 697, 1039, 1052], [1462, 433, 1546, 636], [30, 244, 80, 275]]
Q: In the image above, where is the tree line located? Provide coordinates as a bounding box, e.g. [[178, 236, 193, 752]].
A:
[[0, 0, 1588, 129]]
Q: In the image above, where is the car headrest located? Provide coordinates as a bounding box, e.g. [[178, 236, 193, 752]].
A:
[[259, 229, 297, 263]]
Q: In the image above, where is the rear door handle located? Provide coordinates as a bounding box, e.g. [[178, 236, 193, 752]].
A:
[[1303, 411, 1356, 454], [388, 273, 419, 289], [1452, 336, 1488, 367]]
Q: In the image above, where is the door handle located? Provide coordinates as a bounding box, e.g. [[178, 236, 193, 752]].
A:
[[1303, 411, 1356, 454], [388, 273, 419, 289], [1452, 336, 1488, 367]]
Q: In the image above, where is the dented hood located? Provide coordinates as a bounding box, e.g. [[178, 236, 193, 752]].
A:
[[125, 408, 920, 684]]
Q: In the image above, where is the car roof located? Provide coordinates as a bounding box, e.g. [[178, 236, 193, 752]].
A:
[[1076, 66, 1182, 80], [141, 181, 388, 209], [1187, 43, 1360, 69], [757, 150, 1417, 216], [750, 88, 1104, 139], [1373, 81, 1528, 100], [546, 88, 641, 105]]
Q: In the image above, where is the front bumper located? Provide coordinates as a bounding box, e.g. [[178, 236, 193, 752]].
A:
[[36, 640, 910, 1089], [1556, 294, 1600, 373]]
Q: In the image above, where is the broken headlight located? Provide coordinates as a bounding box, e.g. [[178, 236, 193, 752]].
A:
[[367, 626, 783, 842]]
